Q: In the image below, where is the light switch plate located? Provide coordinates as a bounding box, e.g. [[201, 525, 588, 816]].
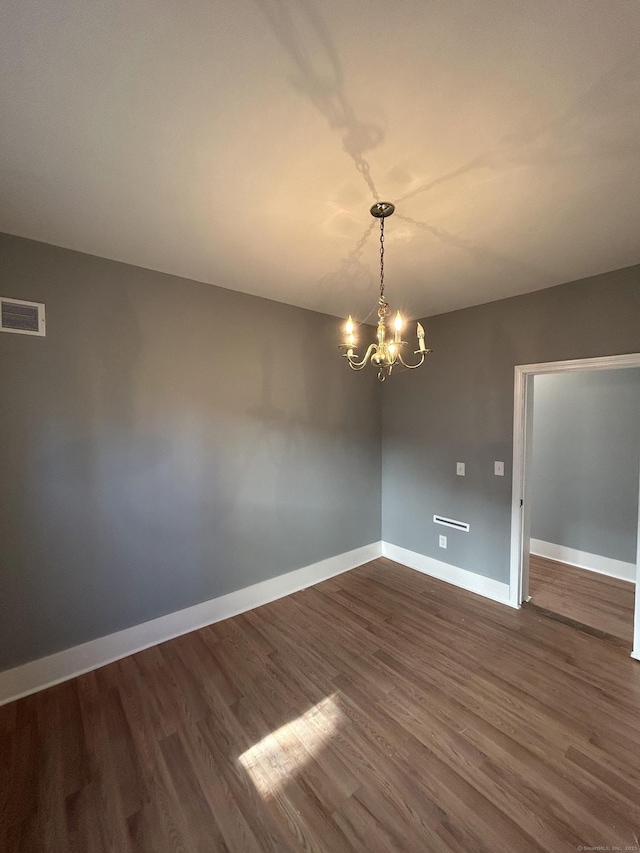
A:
[[456, 462, 465, 476], [439, 535, 447, 548], [494, 461, 504, 476]]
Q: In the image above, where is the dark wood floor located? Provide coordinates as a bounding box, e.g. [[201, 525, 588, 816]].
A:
[[2, 558, 640, 852], [529, 554, 636, 646]]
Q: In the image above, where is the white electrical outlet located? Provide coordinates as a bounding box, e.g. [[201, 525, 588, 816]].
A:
[[439, 534, 447, 548], [494, 461, 504, 476], [456, 462, 465, 476]]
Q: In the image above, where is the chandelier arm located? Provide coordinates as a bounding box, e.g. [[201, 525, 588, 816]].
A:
[[397, 351, 427, 370], [347, 343, 377, 369]]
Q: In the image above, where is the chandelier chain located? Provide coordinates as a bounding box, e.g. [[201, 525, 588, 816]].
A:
[[379, 217, 385, 299]]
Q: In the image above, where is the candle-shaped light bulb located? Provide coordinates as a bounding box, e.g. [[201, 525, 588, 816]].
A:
[[417, 322, 426, 352], [344, 315, 355, 356], [394, 311, 402, 342]]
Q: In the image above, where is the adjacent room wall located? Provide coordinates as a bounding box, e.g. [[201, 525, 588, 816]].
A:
[[0, 233, 381, 672], [530, 369, 640, 565], [382, 264, 640, 585]]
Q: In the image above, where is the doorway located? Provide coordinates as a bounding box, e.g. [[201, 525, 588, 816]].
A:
[[509, 353, 640, 660]]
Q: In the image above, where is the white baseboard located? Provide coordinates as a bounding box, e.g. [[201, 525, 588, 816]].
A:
[[382, 541, 513, 607], [0, 541, 382, 707], [530, 539, 636, 584]]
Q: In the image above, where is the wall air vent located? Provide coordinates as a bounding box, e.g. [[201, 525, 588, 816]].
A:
[[433, 515, 470, 532], [0, 297, 46, 336]]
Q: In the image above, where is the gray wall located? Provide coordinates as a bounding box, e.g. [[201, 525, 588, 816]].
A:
[[382, 265, 640, 584], [530, 370, 640, 563], [3, 230, 639, 673], [0, 234, 381, 671]]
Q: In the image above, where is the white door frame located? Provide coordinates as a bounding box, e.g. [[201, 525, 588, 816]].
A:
[[508, 352, 640, 661]]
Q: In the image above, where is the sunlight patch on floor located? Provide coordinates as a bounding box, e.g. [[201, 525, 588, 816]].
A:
[[238, 693, 345, 798]]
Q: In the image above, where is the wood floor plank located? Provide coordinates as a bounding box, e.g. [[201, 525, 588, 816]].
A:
[[127, 801, 174, 853], [3, 556, 640, 851], [76, 672, 136, 853], [332, 789, 409, 853], [65, 783, 108, 853], [197, 711, 297, 853], [0, 694, 38, 842], [159, 730, 230, 852], [96, 680, 149, 820], [115, 657, 196, 853], [33, 686, 67, 852], [332, 675, 548, 853], [364, 590, 640, 756], [230, 695, 354, 853], [373, 646, 640, 834]]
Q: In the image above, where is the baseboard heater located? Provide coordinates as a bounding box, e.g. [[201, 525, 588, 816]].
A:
[[433, 515, 470, 532]]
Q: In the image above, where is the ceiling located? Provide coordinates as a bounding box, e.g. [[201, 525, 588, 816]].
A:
[[1, 1, 639, 322]]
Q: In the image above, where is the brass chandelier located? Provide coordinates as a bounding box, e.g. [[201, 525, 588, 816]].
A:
[[339, 202, 431, 381]]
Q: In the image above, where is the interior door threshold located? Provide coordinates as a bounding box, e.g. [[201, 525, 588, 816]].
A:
[[522, 601, 630, 649]]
